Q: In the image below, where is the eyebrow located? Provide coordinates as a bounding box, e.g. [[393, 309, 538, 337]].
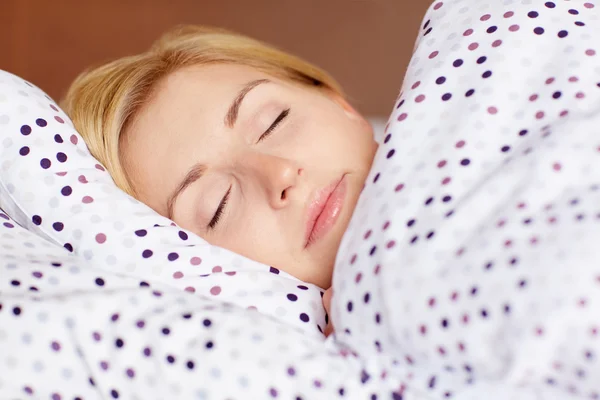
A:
[[166, 78, 270, 219]]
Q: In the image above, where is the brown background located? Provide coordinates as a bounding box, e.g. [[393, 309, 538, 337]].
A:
[[0, 0, 431, 117]]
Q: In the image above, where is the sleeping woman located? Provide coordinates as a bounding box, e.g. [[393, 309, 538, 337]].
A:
[[62, 25, 378, 336]]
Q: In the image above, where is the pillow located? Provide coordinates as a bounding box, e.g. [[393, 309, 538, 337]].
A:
[[331, 0, 600, 397], [0, 69, 326, 337]]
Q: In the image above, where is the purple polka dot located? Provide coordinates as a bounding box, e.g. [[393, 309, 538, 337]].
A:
[[19, 146, 30, 156], [387, 149, 395, 159], [528, 11, 539, 18], [142, 249, 153, 258], [36, 118, 47, 127], [20, 125, 31, 135], [61, 186, 72, 196], [269, 266, 280, 274], [460, 158, 471, 166], [299, 313, 310, 322], [54, 134, 63, 143], [453, 59, 464, 67], [52, 222, 64, 231], [178, 231, 188, 240], [442, 93, 452, 101], [40, 158, 51, 169], [558, 30, 569, 38], [135, 229, 147, 237], [167, 252, 179, 261], [545, 2, 555, 8], [56, 152, 67, 162], [569, 9, 579, 15], [287, 293, 298, 301], [534, 27, 545, 35]]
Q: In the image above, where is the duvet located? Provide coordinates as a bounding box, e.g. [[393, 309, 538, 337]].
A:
[[1, 0, 600, 399]]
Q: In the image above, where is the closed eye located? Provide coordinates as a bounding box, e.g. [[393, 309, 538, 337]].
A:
[[257, 108, 290, 142], [207, 185, 231, 230]]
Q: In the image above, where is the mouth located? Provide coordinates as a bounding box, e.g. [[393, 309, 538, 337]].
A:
[[304, 174, 348, 248]]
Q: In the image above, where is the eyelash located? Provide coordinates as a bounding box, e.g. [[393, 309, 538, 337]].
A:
[[208, 185, 231, 230], [207, 108, 290, 230], [257, 108, 290, 142]]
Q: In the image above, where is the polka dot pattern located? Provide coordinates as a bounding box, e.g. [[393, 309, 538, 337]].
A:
[[333, 0, 600, 397]]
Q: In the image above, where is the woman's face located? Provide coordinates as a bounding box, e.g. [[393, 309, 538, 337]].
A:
[[122, 64, 377, 288]]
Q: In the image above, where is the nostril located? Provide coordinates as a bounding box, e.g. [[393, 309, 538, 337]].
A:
[[281, 189, 287, 201]]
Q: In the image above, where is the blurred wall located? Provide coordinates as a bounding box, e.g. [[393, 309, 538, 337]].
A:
[[0, 0, 431, 117]]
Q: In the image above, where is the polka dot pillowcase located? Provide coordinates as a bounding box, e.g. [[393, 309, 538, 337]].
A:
[[0, 70, 327, 337], [331, 0, 600, 397]]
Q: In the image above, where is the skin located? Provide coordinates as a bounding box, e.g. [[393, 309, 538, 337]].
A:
[[121, 63, 377, 292]]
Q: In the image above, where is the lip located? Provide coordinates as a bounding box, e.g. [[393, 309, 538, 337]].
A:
[[304, 174, 347, 248]]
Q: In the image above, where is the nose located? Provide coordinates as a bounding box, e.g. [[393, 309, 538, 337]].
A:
[[241, 152, 302, 209]]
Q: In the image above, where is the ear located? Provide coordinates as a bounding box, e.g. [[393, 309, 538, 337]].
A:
[[327, 91, 366, 122]]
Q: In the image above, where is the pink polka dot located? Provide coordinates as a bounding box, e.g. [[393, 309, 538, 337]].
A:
[[455, 140, 466, 148], [247, 305, 257, 311], [441, 177, 451, 185], [585, 2, 594, 8], [212, 266, 222, 273], [350, 254, 357, 264], [54, 116, 64, 124], [184, 286, 195, 293], [576, 92, 586, 99], [433, 2, 443, 10], [492, 39, 503, 47], [210, 286, 222, 295], [364, 230, 372, 239], [509, 24, 520, 32], [95, 233, 106, 244], [429, 51, 439, 59], [173, 271, 183, 279], [480, 14, 491, 21], [463, 28, 474, 37], [95, 164, 105, 171], [82, 196, 94, 204], [536, 111, 545, 119], [569, 76, 579, 82], [504, 11, 514, 18], [553, 162, 562, 171], [395, 183, 405, 192], [382, 221, 390, 230], [398, 113, 408, 122], [411, 81, 421, 90], [355, 272, 363, 283], [488, 106, 498, 115], [225, 271, 236, 276], [70, 135, 78, 145], [438, 160, 447, 168], [190, 257, 202, 265], [545, 77, 555, 85], [468, 42, 479, 51], [586, 49, 596, 56], [559, 110, 569, 117], [373, 264, 381, 275], [386, 240, 396, 249], [55, 171, 67, 176], [50, 104, 59, 111], [415, 94, 426, 103], [529, 94, 539, 102], [78, 175, 88, 184]]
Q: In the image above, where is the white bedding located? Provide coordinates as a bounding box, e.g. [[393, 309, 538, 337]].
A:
[[2, 0, 600, 398]]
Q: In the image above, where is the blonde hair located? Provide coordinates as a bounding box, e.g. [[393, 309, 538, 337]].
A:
[[61, 25, 345, 196]]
